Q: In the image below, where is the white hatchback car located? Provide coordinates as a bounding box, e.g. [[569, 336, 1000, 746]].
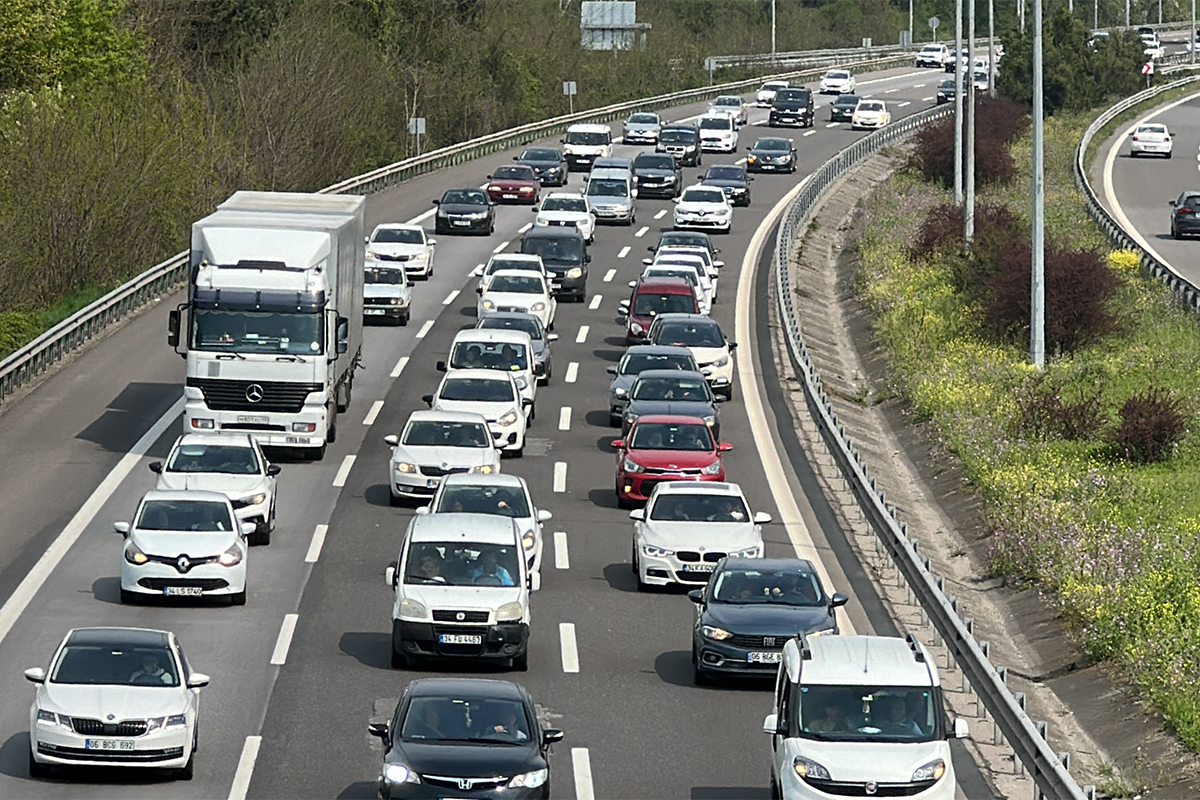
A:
[[385, 410, 501, 503], [26, 627, 209, 779], [630, 481, 768, 589], [674, 185, 733, 234], [365, 223, 436, 278], [699, 114, 739, 152], [424, 369, 531, 455], [1130, 123, 1173, 158], [477, 269, 557, 332], [150, 432, 280, 546], [707, 95, 748, 126], [647, 313, 737, 399], [116, 490, 254, 605], [819, 69, 856, 94], [851, 99, 891, 130], [757, 80, 789, 106], [475, 253, 548, 287], [534, 192, 596, 243]]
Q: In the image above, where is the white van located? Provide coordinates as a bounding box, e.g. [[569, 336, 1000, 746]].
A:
[[764, 634, 970, 800], [561, 123, 613, 172], [384, 513, 532, 670], [586, 167, 637, 226], [438, 328, 537, 420]]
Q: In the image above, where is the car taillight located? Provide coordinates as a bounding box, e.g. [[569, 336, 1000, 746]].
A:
[[1132, 135, 1139, 141], [1181, 208, 1193, 214]]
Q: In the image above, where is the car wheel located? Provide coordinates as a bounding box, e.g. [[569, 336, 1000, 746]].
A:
[[692, 647, 711, 685], [326, 403, 338, 444], [230, 587, 246, 606], [1167, 152, 1173, 159], [120, 588, 139, 605], [631, 540, 638, 574], [770, 774, 782, 800], [723, 384, 735, 401], [510, 444, 524, 459], [177, 751, 195, 781], [512, 651, 529, 672], [391, 644, 408, 668], [616, 487, 631, 509], [388, 491, 405, 507], [29, 749, 50, 779], [399, 311, 410, 326], [249, 521, 270, 547]]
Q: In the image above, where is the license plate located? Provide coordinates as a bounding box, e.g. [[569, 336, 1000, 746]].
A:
[[86, 739, 135, 751], [748, 651, 782, 664], [551, 282, 563, 290], [285, 436, 310, 444], [681, 563, 716, 573], [438, 634, 483, 645], [237, 415, 269, 425], [452, 220, 470, 226], [365, 308, 386, 316], [503, 194, 517, 200], [165, 586, 203, 596]]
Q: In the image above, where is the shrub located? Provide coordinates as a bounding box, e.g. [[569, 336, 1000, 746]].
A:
[[911, 202, 1021, 297], [1017, 377, 1106, 442], [1113, 388, 1188, 464], [974, 96, 1030, 146], [910, 108, 1019, 188], [0, 312, 42, 359]]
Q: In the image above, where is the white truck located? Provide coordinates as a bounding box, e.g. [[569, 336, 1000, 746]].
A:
[[168, 191, 365, 459]]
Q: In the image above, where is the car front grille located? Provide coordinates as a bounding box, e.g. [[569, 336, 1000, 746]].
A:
[[419, 465, 471, 478], [644, 467, 703, 475], [676, 551, 726, 563], [70, 718, 148, 737], [138, 577, 230, 591], [38, 743, 183, 762], [729, 633, 789, 649], [373, 253, 411, 262], [187, 378, 321, 414], [803, 778, 937, 797], [365, 297, 403, 306], [145, 553, 219, 573], [421, 775, 508, 792], [432, 609, 490, 623]]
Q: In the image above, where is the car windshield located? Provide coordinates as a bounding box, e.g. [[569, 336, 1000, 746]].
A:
[[522, 237, 582, 264], [403, 543, 521, 588], [166, 443, 259, 475], [440, 378, 515, 403], [399, 696, 531, 744], [700, 117, 731, 130], [657, 232, 712, 251], [1137, 124, 1167, 135], [650, 493, 749, 522], [761, 82, 787, 91], [435, 485, 530, 518], [632, 376, 709, 401], [542, 196, 587, 212], [706, 167, 744, 181], [450, 341, 530, 371], [633, 291, 696, 316], [644, 270, 698, 288], [659, 129, 697, 143], [656, 321, 724, 347], [629, 422, 714, 451], [442, 190, 487, 206], [754, 138, 790, 151], [365, 267, 407, 285], [634, 154, 675, 169], [566, 130, 609, 145], [681, 188, 725, 204], [714, 96, 741, 106], [835, 95, 860, 106], [521, 148, 559, 161], [493, 166, 533, 181], [371, 228, 423, 244], [402, 421, 491, 448], [588, 179, 628, 198], [488, 275, 544, 294], [137, 500, 234, 532], [859, 102, 884, 112], [826, 71, 850, 80], [711, 567, 824, 605], [776, 90, 809, 102], [51, 644, 180, 687], [478, 316, 543, 340], [798, 686, 941, 743], [629, 113, 658, 123], [620, 353, 696, 374], [487, 258, 541, 276]]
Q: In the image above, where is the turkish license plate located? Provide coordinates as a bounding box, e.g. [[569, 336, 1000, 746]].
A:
[[680, 563, 716, 573], [237, 415, 269, 425], [551, 282, 563, 290], [452, 220, 470, 226], [439, 633, 483, 645], [285, 436, 310, 444], [164, 586, 203, 596], [365, 308, 386, 316], [86, 739, 135, 751], [748, 651, 782, 664], [503, 194, 517, 200]]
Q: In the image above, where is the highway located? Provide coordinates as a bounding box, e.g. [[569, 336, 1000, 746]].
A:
[[0, 64, 988, 799]]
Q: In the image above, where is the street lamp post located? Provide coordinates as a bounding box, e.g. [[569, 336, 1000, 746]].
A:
[[1032, 0, 1045, 369], [966, 0, 976, 245], [954, 0, 964, 206]]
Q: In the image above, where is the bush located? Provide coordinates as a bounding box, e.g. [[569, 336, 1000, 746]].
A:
[[911, 202, 1021, 296], [1017, 377, 1106, 442], [0, 312, 43, 359], [1113, 387, 1188, 464], [909, 97, 1023, 189]]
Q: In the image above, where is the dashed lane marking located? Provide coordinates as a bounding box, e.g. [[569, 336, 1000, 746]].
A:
[[363, 400, 384, 426], [560, 622, 580, 672], [604, 268, 618, 280], [415, 320, 434, 339], [227, 736, 263, 800], [634, 225, 650, 237], [898, 101, 912, 108], [575, 325, 589, 344], [554, 462, 568, 492], [492, 240, 510, 254], [559, 407, 572, 431], [572, 748, 595, 800], [390, 356, 409, 379], [589, 294, 602, 310], [803, 130, 816, 137], [654, 209, 668, 219], [565, 362, 579, 383], [442, 289, 460, 305], [554, 532, 569, 569], [518, 222, 532, 233], [332, 455, 356, 488], [270, 614, 299, 666], [305, 525, 328, 564]]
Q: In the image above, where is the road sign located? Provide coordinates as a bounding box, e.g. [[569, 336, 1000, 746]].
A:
[[407, 117, 426, 135], [562, 81, 578, 96], [1143, 61, 1154, 75], [928, 16, 940, 31]]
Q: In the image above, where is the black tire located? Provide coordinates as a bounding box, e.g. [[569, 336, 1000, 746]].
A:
[[178, 752, 195, 781], [391, 645, 408, 669], [512, 651, 529, 672], [29, 750, 50, 779], [1173, 224, 1181, 239], [616, 488, 630, 509], [631, 541, 638, 574], [388, 492, 405, 507], [249, 521, 270, 547], [326, 404, 338, 444], [692, 659, 710, 686], [510, 444, 524, 459], [120, 588, 139, 605], [337, 378, 352, 413], [399, 312, 410, 327], [310, 444, 327, 460], [230, 588, 246, 606]]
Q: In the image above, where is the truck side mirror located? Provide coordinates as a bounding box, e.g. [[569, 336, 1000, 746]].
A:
[[336, 316, 349, 355], [167, 309, 181, 348]]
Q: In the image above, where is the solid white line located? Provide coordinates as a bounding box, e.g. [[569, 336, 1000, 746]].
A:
[[589, 294, 603, 310], [554, 531, 569, 569], [553, 462, 567, 492], [518, 222, 532, 234], [404, 208, 436, 226], [857, 70, 926, 86], [227, 735, 263, 800], [898, 101, 912, 108], [572, 748, 596, 800], [492, 240, 510, 254], [558, 406, 572, 431], [654, 209, 668, 219], [442, 289, 460, 305], [332, 454, 356, 487], [305, 524, 328, 564], [0, 395, 185, 647], [415, 320, 434, 339], [270, 614, 299, 665], [560, 622, 580, 673], [634, 225, 650, 237], [363, 400, 384, 426], [825, 122, 840, 128], [803, 130, 816, 137], [390, 355, 410, 379], [565, 362, 579, 383], [575, 325, 589, 343], [604, 267, 618, 280]]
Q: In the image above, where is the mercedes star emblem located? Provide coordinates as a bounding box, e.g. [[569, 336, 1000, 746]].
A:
[[245, 383, 265, 403]]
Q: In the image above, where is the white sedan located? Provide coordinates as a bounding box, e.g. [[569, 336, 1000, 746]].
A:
[[819, 69, 856, 94], [851, 99, 891, 130], [365, 223, 436, 278], [385, 410, 501, 503], [534, 192, 596, 243], [475, 253, 548, 287], [477, 269, 557, 331], [706, 95, 748, 126], [630, 481, 768, 589], [673, 185, 733, 234], [423, 368, 531, 454], [1130, 123, 1173, 158]]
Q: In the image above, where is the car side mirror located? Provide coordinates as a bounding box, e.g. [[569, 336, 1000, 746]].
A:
[[548, 333, 559, 341], [642, 257, 653, 265], [240, 521, 256, 538], [537, 509, 553, 522], [436, 360, 447, 372], [728, 342, 738, 350], [267, 464, 282, 476], [1170, 200, 1177, 206], [421, 394, 434, 407], [25, 668, 46, 684], [528, 571, 541, 591], [611, 439, 625, 449], [476, 286, 484, 294], [753, 511, 772, 524], [148, 461, 163, 474], [415, 506, 430, 515], [607, 365, 618, 375], [627, 280, 638, 288], [531, 206, 538, 213], [687, 589, 704, 604], [428, 238, 437, 246], [629, 509, 645, 520], [432, 199, 440, 205], [713, 261, 725, 269], [384, 435, 399, 447], [114, 522, 130, 536], [187, 673, 210, 689], [543, 728, 564, 745], [830, 592, 849, 608], [718, 442, 733, 452], [364, 236, 371, 244], [762, 713, 783, 735], [486, 174, 493, 180], [953, 717, 971, 739], [385, 566, 398, 588], [407, 281, 416, 288], [584, 254, 592, 263], [368, 722, 390, 740], [522, 398, 534, 407], [714, 394, 729, 403]]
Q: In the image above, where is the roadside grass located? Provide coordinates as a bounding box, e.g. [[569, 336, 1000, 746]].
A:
[[0, 285, 111, 361], [853, 110, 1200, 751]]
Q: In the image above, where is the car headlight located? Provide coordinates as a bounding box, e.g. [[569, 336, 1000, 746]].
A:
[[622, 457, 644, 474], [481, 299, 496, 310], [473, 464, 497, 474], [711, 356, 729, 368], [384, 763, 421, 785], [806, 626, 838, 638], [239, 492, 267, 507], [642, 544, 674, 557], [146, 714, 185, 732], [730, 545, 762, 558], [747, 155, 757, 163], [498, 410, 520, 427], [530, 302, 547, 312], [702, 460, 723, 475], [218, 544, 243, 567], [510, 768, 549, 789], [793, 756, 832, 781], [625, 412, 638, 426], [613, 387, 627, 397], [912, 759, 946, 783], [366, 250, 380, 259], [124, 542, 149, 565], [521, 529, 537, 552], [514, 375, 529, 390], [36, 709, 70, 729], [496, 601, 524, 622], [701, 625, 733, 641], [468, 211, 489, 220], [565, 267, 583, 280], [398, 598, 428, 620], [703, 415, 716, 427], [395, 461, 417, 474]]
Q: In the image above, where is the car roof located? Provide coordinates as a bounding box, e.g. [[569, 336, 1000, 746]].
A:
[[441, 368, 516, 383], [632, 414, 711, 425], [752, 137, 792, 147], [543, 192, 588, 202], [139, 489, 231, 504], [786, 635, 938, 686], [477, 311, 544, 328], [635, 276, 695, 293], [407, 512, 518, 544], [372, 223, 425, 232], [67, 627, 171, 648], [451, 328, 534, 346], [589, 168, 631, 180], [439, 472, 528, 489], [405, 409, 492, 424], [406, 677, 527, 700], [486, 269, 548, 283], [653, 312, 718, 325], [652, 480, 745, 496], [174, 432, 256, 448], [523, 225, 584, 240], [567, 123, 611, 133], [633, 369, 707, 382]]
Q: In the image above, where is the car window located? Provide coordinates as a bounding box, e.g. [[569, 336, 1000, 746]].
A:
[[798, 686, 939, 743], [659, 129, 698, 143], [629, 113, 659, 123], [399, 696, 531, 743], [859, 102, 884, 112], [365, 266, 408, 285], [521, 148, 559, 160], [631, 376, 709, 401], [523, 236, 583, 264], [1137, 124, 1167, 134], [494, 166, 534, 180], [371, 228, 424, 244], [51, 644, 180, 687], [137, 500, 234, 532], [836, 95, 860, 105], [754, 138, 790, 151], [167, 443, 259, 475], [404, 543, 521, 588], [478, 315, 543, 340], [620, 353, 696, 374], [633, 291, 697, 316], [449, 341, 530, 371], [634, 154, 676, 169], [565, 130, 609, 145], [655, 321, 725, 347], [587, 179, 629, 198], [711, 567, 822, 605], [435, 485, 530, 517], [542, 196, 588, 212], [681, 188, 726, 204], [439, 378, 515, 403], [650, 493, 748, 522], [706, 166, 744, 181], [644, 269, 699, 287], [629, 422, 715, 451], [488, 275, 544, 294], [401, 421, 492, 448], [700, 117, 732, 130], [826, 71, 850, 80], [443, 190, 487, 205]]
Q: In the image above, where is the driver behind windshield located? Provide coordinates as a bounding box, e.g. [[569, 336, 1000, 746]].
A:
[[470, 548, 515, 586]]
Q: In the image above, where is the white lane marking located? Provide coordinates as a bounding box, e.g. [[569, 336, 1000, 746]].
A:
[[604, 267, 618, 280], [0, 395, 184, 647], [305, 524, 328, 564], [914, 83, 927, 88], [898, 101, 912, 108], [572, 748, 596, 800], [332, 455, 356, 488], [270, 614, 299, 665], [735, 157, 747, 165], [363, 400, 384, 426], [415, 320, 434, 339], [560, 622, 580, 673], [472, 263, 485, 277], [654, 209, 667, 219], [404, 208, 436, 226], [390, 355, 410, 378], [634, 225, 650, 237], [227, 735, 263, 800], [803, 130, 816, 137], [921, 96, 934, 102], [554, 531, 569, 569], [857, 69, 926, 86], [736, 175, 857, 637], [575, 325, 589, 343], [518, 222, 532, 233], [751, 119, 765, 126], [553, 462, 568, 492], [825, 122, 840, 128], [565, 362, 579, 383], [442, 289, 460, 305], [884, 88, 899, 94], [559, 406, 572, 431], [589, 294, 603, 310], [492, 240, 510, 254]]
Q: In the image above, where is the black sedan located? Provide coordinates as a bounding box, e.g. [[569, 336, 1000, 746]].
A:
[[1170, 191, 1200, 238], [515, 147, 569, 186], [370, 678, 563, 799], [632, 152, 683, 199], [700, 164, 753, 207], [745, 137, 796, 174], [649, 230, 720, 260], [829, 94, 860, 122], [935, 78, 957, 105], [622, 369, 723, 437], [689, 557, 848, 684], [434, 188, 495, 236]]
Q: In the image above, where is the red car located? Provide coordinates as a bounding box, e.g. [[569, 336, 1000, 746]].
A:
[[613, 415, 731, 507], [486, 165, 541, 205], [618, 276, 699, 345]]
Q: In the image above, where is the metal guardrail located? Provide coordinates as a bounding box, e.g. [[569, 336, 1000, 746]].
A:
[[708, 37, 996, 71], [773, 108, 1089, 799], [0, 52, 918, 403]]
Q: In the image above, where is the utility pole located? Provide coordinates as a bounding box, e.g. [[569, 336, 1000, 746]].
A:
[[966, 0, 976, 246], [1193, 0, 1196, 66], [1126, 0, 1131, 27], [1095, 0, 1099, 30], [1020, 0, 1025, 32], [1032, 0, 1045, 370], [954, 0, 964, 206], [771, 0, 777, 58], [910, 0, 915, 48], [989, 0, 996, 97]]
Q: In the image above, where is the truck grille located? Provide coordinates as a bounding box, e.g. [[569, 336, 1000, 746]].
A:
[[70, 718, 148, 737], [187, 378, 321, 414]]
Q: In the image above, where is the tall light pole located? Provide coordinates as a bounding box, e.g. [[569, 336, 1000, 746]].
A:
[[954, 0, 964, 206], [966, 0, 977, 245], [771, 0, 777, 58], [988, 0, 996, 97], [1095, 0, 1099, 30], [910, 0, 915, 48], [1032, 0, 1045, 369], [1192, 0, 1196, 66], [1126, 0, 1131, 27], [1020, 0, 1025, 31]]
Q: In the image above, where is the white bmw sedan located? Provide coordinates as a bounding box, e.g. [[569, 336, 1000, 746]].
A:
[[673, 185, 733, 234]]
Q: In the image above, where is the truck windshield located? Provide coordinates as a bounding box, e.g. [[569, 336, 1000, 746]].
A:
[[798, 685, 942, 743], [192, 309, 324, 355]]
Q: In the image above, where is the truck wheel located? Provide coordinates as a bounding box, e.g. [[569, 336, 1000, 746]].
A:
[[337, 379, 352, 413], [326, 404, 338, 443]]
